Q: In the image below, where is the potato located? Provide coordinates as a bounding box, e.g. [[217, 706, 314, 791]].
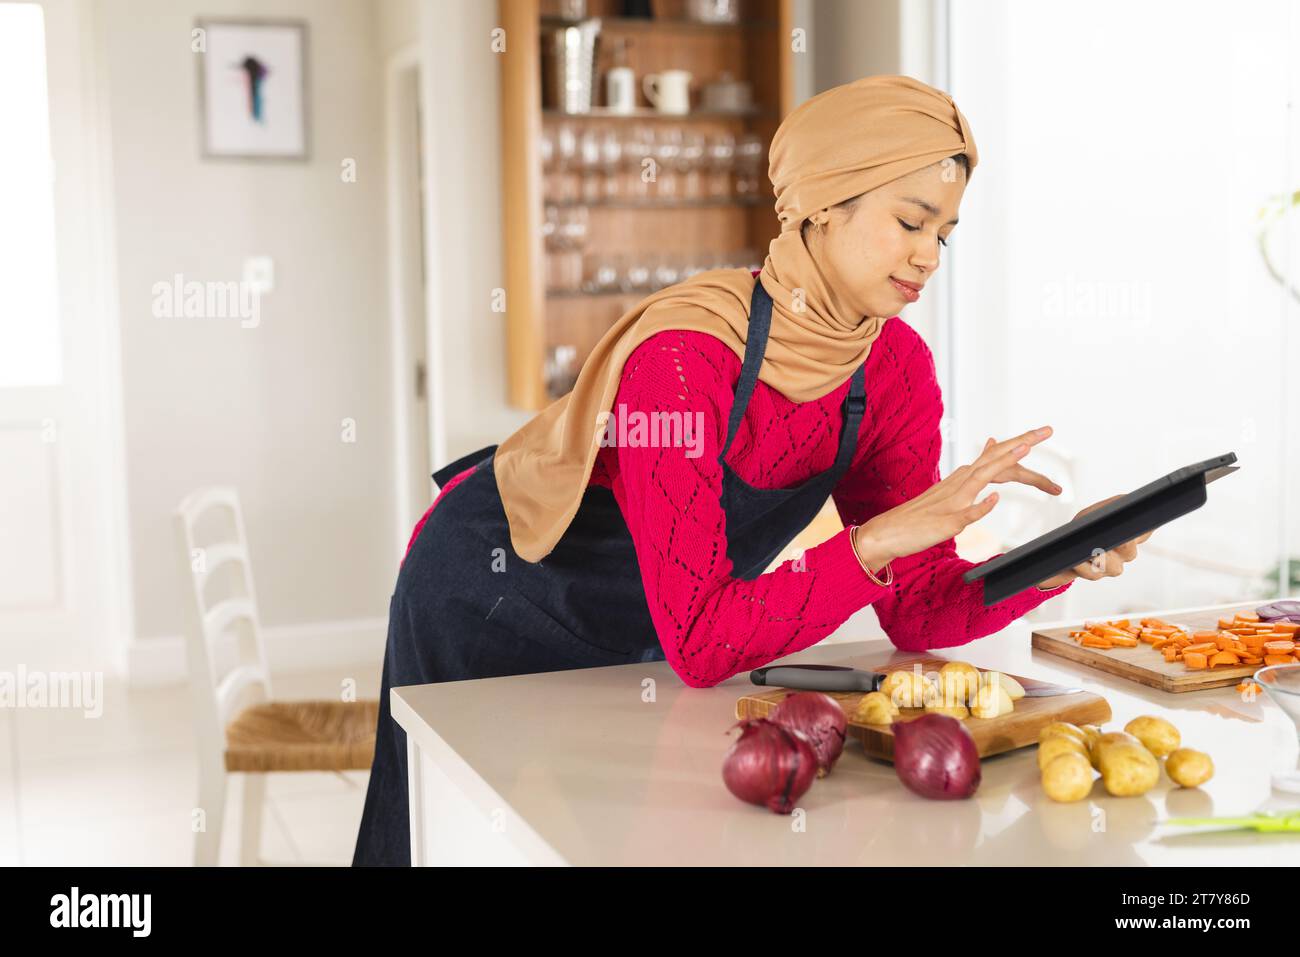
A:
[[1042, 752, 1095, 802], [853, 691, 899, 725], [881, 670, 935, 709], [1090, 731, 1141, 771], [1098, 743, 1160, 796], [1038, 733, 1089, 771], [980, 671, 1026, 700], [970, 682, 1014, 719], [925, 702, 970, 719], [1165, 748, 1214, 788], [1079, 724, 1102, 748], [1038, 722, 1089, 748], [938, 662, 981, 705], [941, 670, 977, 707], [1124, 715, 1180, 758], [1091, 730, 1141, 756]]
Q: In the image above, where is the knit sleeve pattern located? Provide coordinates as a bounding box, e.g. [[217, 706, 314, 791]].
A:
[[831, 323, 1073, 652], [608, 330, 890, 688]]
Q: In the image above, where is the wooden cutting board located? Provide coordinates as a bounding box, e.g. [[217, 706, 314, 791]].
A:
[[1031, 599, 1273, 693], [734, 656, 1111, 762]]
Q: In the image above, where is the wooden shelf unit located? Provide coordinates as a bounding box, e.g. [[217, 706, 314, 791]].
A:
[[498, 0, 795, 410]]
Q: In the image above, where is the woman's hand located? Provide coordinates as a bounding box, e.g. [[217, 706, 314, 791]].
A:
[[851, 426, 1060, 572], [1032, 494, 1154, 590]]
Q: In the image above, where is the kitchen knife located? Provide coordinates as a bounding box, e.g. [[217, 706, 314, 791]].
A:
[[749, 664, 884, 693], [749, 664, 1083, 696]]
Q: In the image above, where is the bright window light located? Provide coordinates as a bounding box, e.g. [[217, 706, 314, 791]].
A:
[[0, 3, 62, 388]]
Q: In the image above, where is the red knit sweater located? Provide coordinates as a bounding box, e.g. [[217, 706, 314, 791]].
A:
[[410, 314, 1072, 688]]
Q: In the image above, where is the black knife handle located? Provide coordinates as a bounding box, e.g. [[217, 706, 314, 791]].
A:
[[750, 665, 881, 693]]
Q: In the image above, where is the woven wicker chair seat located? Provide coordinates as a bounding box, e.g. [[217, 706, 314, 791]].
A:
[[224, 699, 380, 773]]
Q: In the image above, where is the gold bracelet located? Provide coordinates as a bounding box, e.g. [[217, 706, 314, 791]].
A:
[[849, 524, 894, 586]]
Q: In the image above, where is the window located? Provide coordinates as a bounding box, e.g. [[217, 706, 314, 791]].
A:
[[949, 0, 1298, 612], [0, 3, 61, 387]]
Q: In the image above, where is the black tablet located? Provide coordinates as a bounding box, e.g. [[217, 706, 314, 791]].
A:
[[962, 452, 1239, 606]]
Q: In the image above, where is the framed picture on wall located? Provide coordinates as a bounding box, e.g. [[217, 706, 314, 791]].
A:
[[196, 19, 309, 160]]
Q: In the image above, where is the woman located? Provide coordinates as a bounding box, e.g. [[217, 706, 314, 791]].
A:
[[353, 75, 1149, 866]]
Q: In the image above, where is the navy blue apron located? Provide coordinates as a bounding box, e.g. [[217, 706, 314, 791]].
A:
[[352, 278, 867, 865]]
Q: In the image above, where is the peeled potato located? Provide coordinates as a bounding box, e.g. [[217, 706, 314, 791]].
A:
[[1042, 752, 1095, 802], [1098, 743, 1160, 796], [1124, 715, 1180, 758], [1165, 748, 1214, 788], [980, 671, 1026, 700], [1038, 733, 1089, 771], [938, 662, 981, 705], [853, 691, 899, 725], [925, 702, 970, 719], [881, 670, 935, 709], [1038, 722, 1088, 748], [970, 682, 1014, 719]]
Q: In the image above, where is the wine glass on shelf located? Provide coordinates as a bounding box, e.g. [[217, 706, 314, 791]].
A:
[[554, 122, 579, 204], [578, 126, 603, 205], [705, 131, 735, 200], [734, 132, 764, 199], [625, 124, 655, 202], [651, 126, 682, 201], [678, 130, 705, 201], [622, 251, 651, 292], [599, 128, 623, 202]]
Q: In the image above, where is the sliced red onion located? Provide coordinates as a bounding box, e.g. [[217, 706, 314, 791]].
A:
[[1256, 600, 1300, 624]]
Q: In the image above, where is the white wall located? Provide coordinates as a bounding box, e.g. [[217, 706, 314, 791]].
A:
[[98, 0, 400, 647]]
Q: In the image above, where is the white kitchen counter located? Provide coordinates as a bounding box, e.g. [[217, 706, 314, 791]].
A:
[[391, 599, 1300, 866]]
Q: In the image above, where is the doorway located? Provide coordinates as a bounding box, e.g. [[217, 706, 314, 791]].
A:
[[385, 47, 434, 552]]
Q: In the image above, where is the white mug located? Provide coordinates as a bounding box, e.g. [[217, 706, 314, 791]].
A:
[[643, 70, 692, 115], [605, 66, 636, 114]]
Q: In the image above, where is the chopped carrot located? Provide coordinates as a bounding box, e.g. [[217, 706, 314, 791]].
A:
[[1192, 630, 1222, 641], [1108, 634, 1139, 648], [1241, 656, 1264, 665], [1263, 640, 1296, 654], [1209, 651, 1240, 668], [1269, 622, 1299, 635], [1181, 642, 1219, 655], [1234, 611, 1261, 623], [1080, 635, 1114, 650], [1237, 680, 1263, 694], [1184, 652, 1208, 669], [1263, 654, 1294, 666]]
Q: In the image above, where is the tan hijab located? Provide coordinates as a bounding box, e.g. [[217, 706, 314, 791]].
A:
[[494, 75, 978, 562]]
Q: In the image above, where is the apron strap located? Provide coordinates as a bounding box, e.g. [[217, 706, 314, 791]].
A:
[[717, 278, 773, 463], [830, 365, 868, 472]]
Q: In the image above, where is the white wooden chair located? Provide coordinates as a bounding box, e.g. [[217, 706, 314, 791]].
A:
[[174, 487, 379, 866]]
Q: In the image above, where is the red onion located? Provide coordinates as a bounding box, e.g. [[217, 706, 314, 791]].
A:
[[891, 713, 982, 800], [722, 719, 818, 814], [1256, 601, 1300, 624], [770, 692, 848, 776]]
